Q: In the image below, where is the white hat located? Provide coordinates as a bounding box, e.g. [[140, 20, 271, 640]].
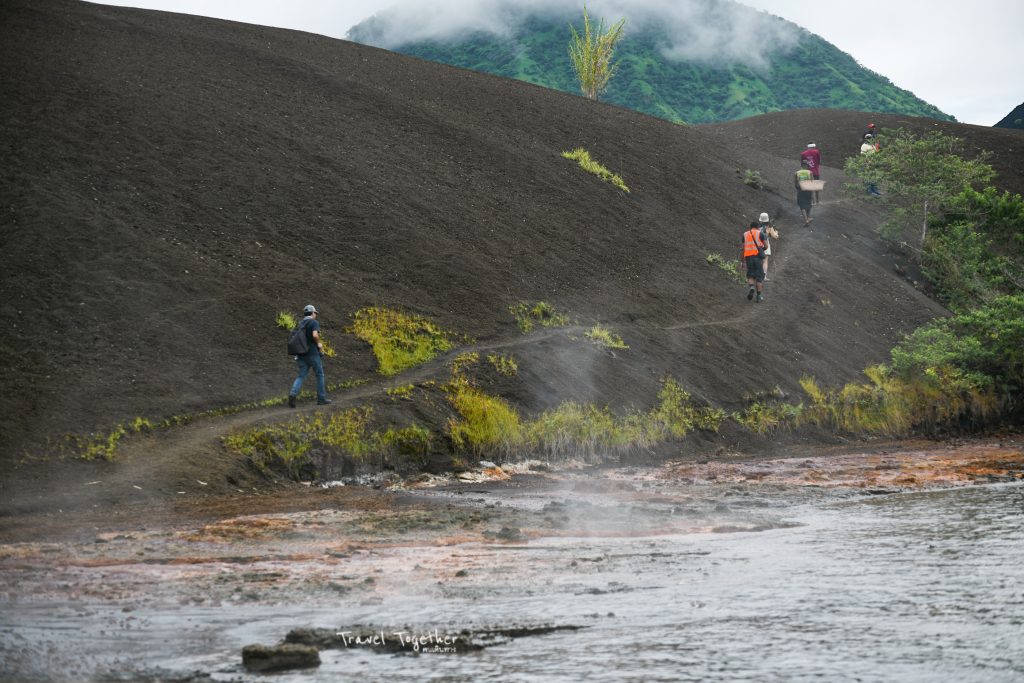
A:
[[759, 212, 770, 223], [807, 143, 816, 148], [303, 304, 317, 314]]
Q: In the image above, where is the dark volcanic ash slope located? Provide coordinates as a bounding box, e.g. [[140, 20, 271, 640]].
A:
[[706, 109, 1024, 197], [0, 0, 967, 460]]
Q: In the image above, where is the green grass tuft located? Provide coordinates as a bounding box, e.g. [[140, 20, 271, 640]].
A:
[[585, 324, 628, 349], [224, 408, 436, 478], [706, 252, 745, 283], [444, 374, 721, 461], [385, 384, 415, 401], [561, 148, 630, 192], [487, 353, 518, 377], [379, 424, 432, 462], [74, 417, 153, 461], [349, 306, 456, 376], [742, 169, 765, 189], [445, 374, 524, 457], [451, 351, 480, 375], [509, 301, 570, 333], [733, 401, 803, 435], [276, 311, 297, 330], [798, 367, 998, 436], [224, 408, 376, 479]]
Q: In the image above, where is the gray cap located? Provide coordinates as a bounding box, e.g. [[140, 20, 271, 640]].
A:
[[303, 304, 317, 315]]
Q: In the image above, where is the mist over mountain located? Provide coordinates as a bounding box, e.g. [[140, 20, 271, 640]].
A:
[[348, 0, 951, 124]]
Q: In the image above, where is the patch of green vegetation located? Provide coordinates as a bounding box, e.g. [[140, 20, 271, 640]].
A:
[[379, 424, 432, 463], [742, 169, 765, 189], [706, 252, 745, 283], [57, 379, 370, 461], [732, 304, 1017, 436], [72, 418, 153, 461], [445, 373, 524, 457], [386, 384, 415, 401], [585, 324, 628, 349], [733, 401, 803, 435], [920, 187, 1024, 312], [567, 5, 626, 101], [561, 147, 629, 192], [487, 353, 518, 377], [276, 311, 297, 330], [843, 129, 995, 247], [645, 377, 726, 438], [349, 306, 456, 376], [225, 408, 436, 479], [834, 130, 1023, 432], [798, 367, 996, 436], [320, 336, 337, 358], [225, 408, 377, 479], [509, 301, 570, 333], [526, 402, 624, 456], [451, 351, 480, 375], [445, 374, 722, 461]]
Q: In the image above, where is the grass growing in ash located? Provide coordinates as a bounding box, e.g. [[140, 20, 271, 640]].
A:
[[224, 408, 433, 479], [742, 169, 765, 189], [52, 378, 369, 462], [348, 306, 456, 376], [386, 384, 415, 400], [706, 252, 745, 283], [561, 148, 630, 193], [488, 353, 518, 376], [585, 324, 628, 349], [509, 301, 570, 333], [444, 371, 723, 462], [276, 311, 297, 330]]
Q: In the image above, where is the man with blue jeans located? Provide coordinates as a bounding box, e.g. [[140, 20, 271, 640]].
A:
[[288, 304, 331, 407]]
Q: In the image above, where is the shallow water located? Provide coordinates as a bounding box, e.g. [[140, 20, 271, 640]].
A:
[[2, 453, 1023, 682]]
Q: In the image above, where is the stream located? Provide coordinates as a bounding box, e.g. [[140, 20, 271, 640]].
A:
[[1, 445, 1022, 682]]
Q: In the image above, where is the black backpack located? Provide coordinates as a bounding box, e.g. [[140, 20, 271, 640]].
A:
[[287, 318, 312, 356]]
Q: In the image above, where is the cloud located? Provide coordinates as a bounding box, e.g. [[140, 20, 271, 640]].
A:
[[348, 0, 566, 46], [348, 0, 802, 70], [614, 0, 803, 69]]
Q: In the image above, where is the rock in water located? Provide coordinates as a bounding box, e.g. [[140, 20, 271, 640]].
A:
[[241, 643, 321, 672]]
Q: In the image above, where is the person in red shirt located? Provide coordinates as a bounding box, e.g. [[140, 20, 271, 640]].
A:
[[800, 143, 822, 204]]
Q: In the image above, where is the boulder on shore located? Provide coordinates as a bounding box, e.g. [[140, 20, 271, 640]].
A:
[[241, 643, 321, 672]]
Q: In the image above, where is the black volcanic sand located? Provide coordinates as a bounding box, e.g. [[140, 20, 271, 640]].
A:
[[1, 0, 1023, 520]]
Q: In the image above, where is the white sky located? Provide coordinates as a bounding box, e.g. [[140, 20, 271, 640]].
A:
[[92, 0, 1023, 126]]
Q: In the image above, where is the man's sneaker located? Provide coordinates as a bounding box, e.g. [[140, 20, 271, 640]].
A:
[[288, 394, 297, 408], [747, 288, 755, 300], [756, 293, 764, 303], [317, 399, 333, 405]]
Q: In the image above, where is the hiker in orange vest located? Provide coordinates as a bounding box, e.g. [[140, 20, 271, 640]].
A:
[[739, 220, 767, 302]]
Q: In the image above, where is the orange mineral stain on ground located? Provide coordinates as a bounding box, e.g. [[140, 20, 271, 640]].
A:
[[181, 516, 295, 542], [663, 444, 1024, 490]]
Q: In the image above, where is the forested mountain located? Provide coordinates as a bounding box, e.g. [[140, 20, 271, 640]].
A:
[[995, 103, 1024, 129], [349, 3, 951, 125]]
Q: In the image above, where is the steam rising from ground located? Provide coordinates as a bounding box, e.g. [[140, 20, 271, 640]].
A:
[[348, 0, 802, 70]]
